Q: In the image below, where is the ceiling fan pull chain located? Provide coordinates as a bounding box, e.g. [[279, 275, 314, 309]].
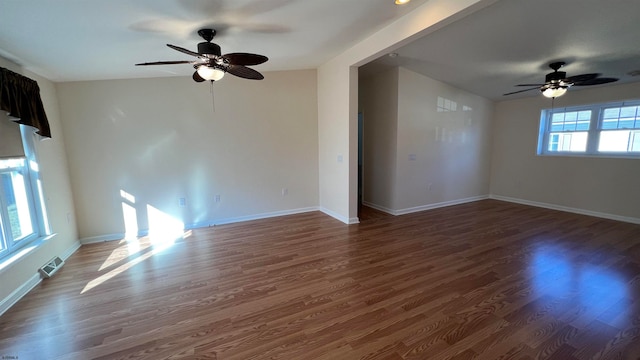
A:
[[210, 80, 216, 113]]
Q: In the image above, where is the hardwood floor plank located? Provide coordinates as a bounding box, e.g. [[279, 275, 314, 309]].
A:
[[1, 200, 640, 359]]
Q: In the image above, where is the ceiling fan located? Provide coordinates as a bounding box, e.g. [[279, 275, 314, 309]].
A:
[[136, 28, 267, 82], [503, 61, 618, 98]]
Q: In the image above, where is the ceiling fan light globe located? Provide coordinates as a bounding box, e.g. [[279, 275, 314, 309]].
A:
[[542, 87, 567, 98], [197, 65, 225, 81]]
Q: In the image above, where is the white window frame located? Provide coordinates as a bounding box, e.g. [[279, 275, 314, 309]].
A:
[[538, 100, 640, 158], [0, 126, 50, 262]]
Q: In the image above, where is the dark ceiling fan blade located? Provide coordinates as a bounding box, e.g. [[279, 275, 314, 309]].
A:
[[565, 73, 599, 83], [503, 87, 540, 96], [137, 29, 268, 83], [573, 77, 619, 86], [222, 53, 268, 66], [226, 64, 264, 80], [135, 60, 195, 66], [192, 71, 205, 82], [516, 84, 545, 87], [167, 44, 202, 58]]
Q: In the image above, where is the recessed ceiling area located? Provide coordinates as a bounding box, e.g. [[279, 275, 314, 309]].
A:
[[360, 0, 640, 100]]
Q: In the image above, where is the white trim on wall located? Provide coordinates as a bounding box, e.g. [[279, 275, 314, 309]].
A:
[[191, 207, 321, 228], [80, 233, 126, 245], [361, 202, 395, 215], [0, 273, 40, 317], [365, 194, 640, 224], [81, 207, 323, 244], [61, 241, 81, 262], [0, 240, 81, 317], [363, 195, 489, 216], [489, 195, 640, 225], [320, 207, 359, 224]]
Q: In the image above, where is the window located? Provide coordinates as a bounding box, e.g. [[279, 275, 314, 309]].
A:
[[0, 126, 49, 261], [538, 100, 640, 157]]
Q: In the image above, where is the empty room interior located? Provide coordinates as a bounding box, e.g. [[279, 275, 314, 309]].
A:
[[1, 0, 640, 359]]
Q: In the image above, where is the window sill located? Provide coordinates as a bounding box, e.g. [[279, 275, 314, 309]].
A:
[[537, 152, 640, 160], [0, 234, 57, 276]]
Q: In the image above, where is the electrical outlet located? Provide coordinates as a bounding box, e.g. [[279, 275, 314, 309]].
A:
[[214, 194, 221, 203], [427, 183, 432, 191], [179, 197, 186, 207], [282, 188, 288, 196]]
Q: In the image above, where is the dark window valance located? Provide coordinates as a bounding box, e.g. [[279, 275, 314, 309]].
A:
[[0, 67, 51, 138]]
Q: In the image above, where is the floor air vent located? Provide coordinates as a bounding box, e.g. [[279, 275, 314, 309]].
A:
[[39, 256, 64, 278]]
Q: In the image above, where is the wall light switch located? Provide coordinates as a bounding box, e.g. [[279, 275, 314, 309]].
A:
[[409, 154, 417, 161]]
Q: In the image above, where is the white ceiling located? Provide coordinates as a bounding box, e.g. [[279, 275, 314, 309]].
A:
[[1, 0, 639, 101], [0, 0, 429, 81]]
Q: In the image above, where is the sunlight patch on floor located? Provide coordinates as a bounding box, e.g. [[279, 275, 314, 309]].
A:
[[82, 242, 162, 294], [84, 193, 189, 294]]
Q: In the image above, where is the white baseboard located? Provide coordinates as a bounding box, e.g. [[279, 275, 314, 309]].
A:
[[81, 207, 322, 244], [361, 201, 395, 215], [0, 273, 40, 317], [489, 195, 640, 224], [80, 233, 125, 245], [0, 239, 81, 317], [190, 207, 321, 228], [363, 195, 489, 216], [320, 207, 359, 224], [61, 241, 81, 260]]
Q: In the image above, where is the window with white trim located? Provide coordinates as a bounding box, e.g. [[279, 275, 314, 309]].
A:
[[538, 100, 640, 157], [0, 125, 50, 261]]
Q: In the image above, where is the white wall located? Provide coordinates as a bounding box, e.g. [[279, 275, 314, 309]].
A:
[[0, 57, 79, 304], [491, 82, 640, 220], [359, 66, 493, 214], [395, 67, 492, 211], [56, 70, 318, 241], [317, 0, 497, 223], [318, 63, 356, 223]]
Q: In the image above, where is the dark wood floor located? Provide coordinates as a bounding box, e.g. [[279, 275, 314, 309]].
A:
[[1, 200, 640, 359]]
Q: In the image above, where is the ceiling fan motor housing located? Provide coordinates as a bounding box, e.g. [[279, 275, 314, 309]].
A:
[[546, 71, 566, 84], [198, 42, 221, 56]]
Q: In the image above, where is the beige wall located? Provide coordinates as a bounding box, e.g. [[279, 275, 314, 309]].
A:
[[360, 67, 493, 214], [491, 82, 640, 220], [395, 67, 492, 211], [318, 62, 355, 223], [360, 67, 399, 210], [0, 57, 78, 303], [56, 70, 319, 241]]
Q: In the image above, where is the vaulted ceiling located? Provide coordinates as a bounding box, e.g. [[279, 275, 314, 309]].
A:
[[361, 0, 640, 100]]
